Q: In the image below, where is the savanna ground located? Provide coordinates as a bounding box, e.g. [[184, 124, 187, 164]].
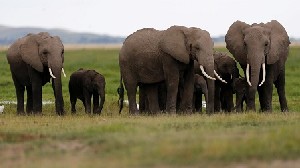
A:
[[0, 46, 300, 168]]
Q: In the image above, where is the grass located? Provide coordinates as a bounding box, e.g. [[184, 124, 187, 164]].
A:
[[0, 47, 300, 167]]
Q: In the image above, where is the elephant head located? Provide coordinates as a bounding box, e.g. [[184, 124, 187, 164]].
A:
[[20, 32, 65, 114], [84, 70, 106, 97], [213, 51, 239, 83], [160, 26, 216, 80], [225, 20, 290, 110]]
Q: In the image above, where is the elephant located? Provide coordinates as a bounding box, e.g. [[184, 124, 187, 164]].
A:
[[225, 20, 290, 112], [69, 68, 106, 114], [232, 77, 247, 112], [6, 32, 65, 115], [213, 52, 239, 112], [119, 26, 222, 114], [193, 74, 208, 112], [194, 52, 239, 113]]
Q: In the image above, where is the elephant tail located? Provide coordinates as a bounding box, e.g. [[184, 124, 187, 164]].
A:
[[117, 75, 124, 114]]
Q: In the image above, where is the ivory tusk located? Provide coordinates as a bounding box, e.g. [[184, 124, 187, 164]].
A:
[[214, 70, 227, 84], [62, 68, 66, 77], [246, 64, 252, 86], [200, 65, 216, 80], [49, 68, 56, 79], [259, 63, 266, 87]]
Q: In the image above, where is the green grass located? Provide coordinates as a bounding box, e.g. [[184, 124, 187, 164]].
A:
[[0, 47, 300, 167]]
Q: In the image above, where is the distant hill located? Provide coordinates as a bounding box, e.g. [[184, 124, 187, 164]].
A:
[[0, 25, 125, 45], [0, 25, 299, 45]]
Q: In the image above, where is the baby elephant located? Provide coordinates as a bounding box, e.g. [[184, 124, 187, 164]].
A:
[[232, 77, 247, 112], [193, 74, 208, 112], [69, 68, 105, 114]]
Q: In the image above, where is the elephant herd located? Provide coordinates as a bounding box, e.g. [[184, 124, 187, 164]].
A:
[[6, 20, 290, 116]]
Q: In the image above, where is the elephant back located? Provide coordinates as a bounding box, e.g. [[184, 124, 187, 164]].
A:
[[6, 37, 28, 64], [121, 28, 161, 54]]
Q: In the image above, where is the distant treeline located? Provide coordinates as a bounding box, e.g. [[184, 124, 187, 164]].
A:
[[0, 25, 299, 45], [0, 25, 125, 45]]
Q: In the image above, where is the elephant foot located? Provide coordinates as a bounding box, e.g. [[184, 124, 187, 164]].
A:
[[281, 107, 289, 112], [17, 111, 26, 116]]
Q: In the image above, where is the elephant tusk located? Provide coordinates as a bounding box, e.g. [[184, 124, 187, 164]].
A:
[[246, 64, 252, 86], [214, 70, 227, 84], [259, 63, 266, 87], [200, 65, 216, 80], [49, 68, 56, 79], [62, 68, 66, 77]]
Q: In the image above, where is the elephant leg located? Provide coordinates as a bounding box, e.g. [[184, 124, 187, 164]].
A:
[[70, 97, 77, 114], [99, 89, 105, 114], [158, 83, 167, 111], [165, 77, 179, 114], [29, 69, 43, 114], [179, 63, 194, 114], [214, 83, 221, 112], [125, 81, 139, 115], [26, 86, 33, 114], [93, 93, 100, 114], [13, 81, 25, 115], [83, 90, 92, 114], [145, 85, 160, 114], [275, 70, 288, 112], [139, 85, 146, 113], [259, 66, 274, 112], [194, 91, 202, 113], [235, 93, 243, 112], [221, 87, 234, 112], [163, 59, 179, 114]]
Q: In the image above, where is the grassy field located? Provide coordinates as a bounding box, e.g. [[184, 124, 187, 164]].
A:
[[0, 47, 300, 167]]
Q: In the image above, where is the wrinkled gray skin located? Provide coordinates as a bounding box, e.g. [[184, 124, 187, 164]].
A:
[[119, 26, 215, 114], [226, 20, 290, 112], [6, 32, 65, 115], [193, 74, 208, 112], [69, 68, 105, 114], [213, 52, 239, 112], [232, 77, 247, 112]]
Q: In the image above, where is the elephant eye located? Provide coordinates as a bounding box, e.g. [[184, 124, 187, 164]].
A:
[[42, 51, 48, 55], [195, 46, 200, 50], [264, 42, 269, 47]]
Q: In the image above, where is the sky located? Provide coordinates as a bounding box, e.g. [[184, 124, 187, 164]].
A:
[[0, 0, 299, 38]]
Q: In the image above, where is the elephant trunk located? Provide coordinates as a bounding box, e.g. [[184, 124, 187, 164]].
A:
[[246, 54, 264, 111], [197, 49, 215, 113], [205, 65, 215, 114], [49, 61, 64, 115]]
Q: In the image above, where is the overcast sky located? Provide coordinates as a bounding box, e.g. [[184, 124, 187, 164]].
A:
[[1, 0, 299, 37]]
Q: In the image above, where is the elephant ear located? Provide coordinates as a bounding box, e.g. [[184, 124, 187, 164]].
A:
[[159, 26, 190, 64], [20, 34, 44, 72], [225, 21, 250, 65], [264, 20, 290, 64]]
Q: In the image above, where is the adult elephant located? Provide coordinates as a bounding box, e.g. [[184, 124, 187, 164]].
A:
[[119, 26, 220, 114], [225, 20, 290, 112], [6, 32, 66, 115]]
